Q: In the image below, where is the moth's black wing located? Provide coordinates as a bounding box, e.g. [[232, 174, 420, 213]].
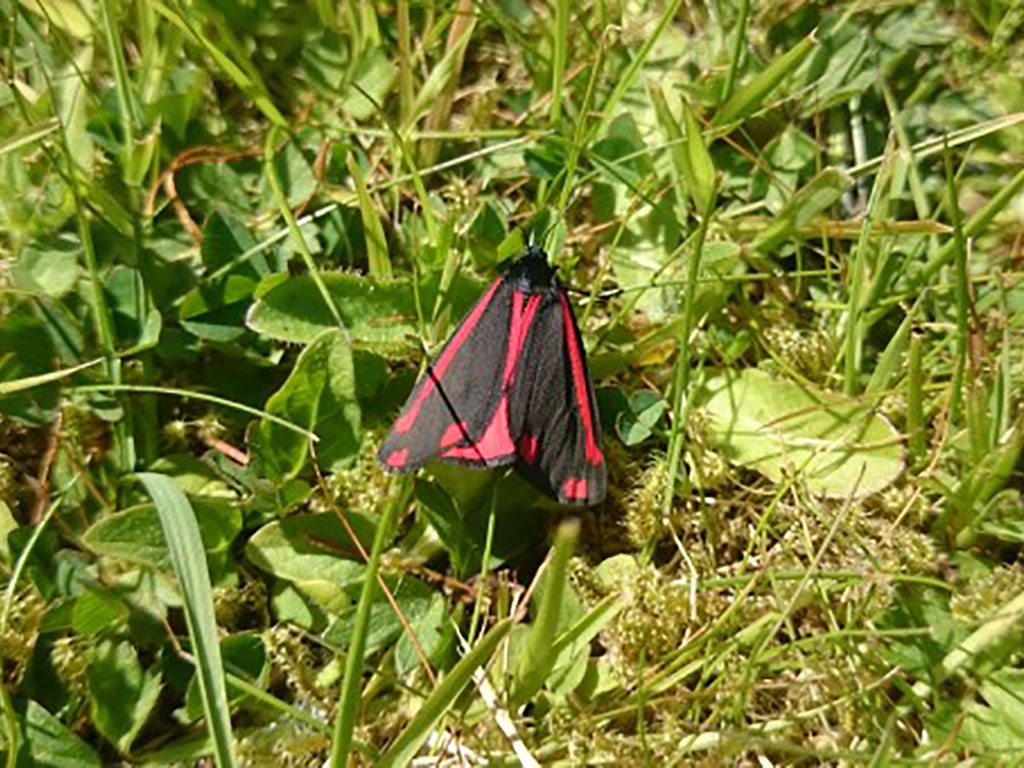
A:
[[377, 276, 520, 472], [509, 289, 606, 506], [378, 247, 607, 507]]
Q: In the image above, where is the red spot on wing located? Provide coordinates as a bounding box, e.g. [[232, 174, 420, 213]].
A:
[[393, 279, 504, 434], [518, 433, 539, 464], [562, 478, 588, 499], [441, 398, 514, 461], [559, 293, 603, 466], [385, 449, 409, 468], [441, 291, 544, 464], [441, 421, 469, 448]]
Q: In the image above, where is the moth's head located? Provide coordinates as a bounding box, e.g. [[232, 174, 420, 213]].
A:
[[505, 245, 558, 291], [523, 243, 548, 262]]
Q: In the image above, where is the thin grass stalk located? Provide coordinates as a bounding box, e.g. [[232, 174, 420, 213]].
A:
[[265, 128, 346, 326], [101, 0, 162, 465], [942, 139, 969, 427], [71, 384, 317, 440], [657, 181, 718, 559], [907, 332, 926, 465], [330, 476, 409, 764], [99, 0, 141, 154], [721, 0, 750, 102], [397, 0, 413, 123], [419, 0, 475, 167], [556, 36, 604, 220], [599, 0, 683, 132], [468, 485, 498, 645], [842, 143, 892, 395], [152, 1, 287, 128], [913, 164, 1024, 289], [550, 0, 569, 124], [41, 61, 135, 470], [349, 80, 440, 257]]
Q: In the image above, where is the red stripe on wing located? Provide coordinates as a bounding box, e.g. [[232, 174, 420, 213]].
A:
[[562, 477, 588, 499], [392, 278, 504, 434], [558, 292, 603, 466], [439, 291, 543, 463], [385, 449, 409, 468]]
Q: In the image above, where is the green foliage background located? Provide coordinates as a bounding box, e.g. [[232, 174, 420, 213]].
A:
[[2, 0, 1024, 763]]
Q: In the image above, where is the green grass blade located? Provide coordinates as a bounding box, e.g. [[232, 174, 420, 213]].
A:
[[150, 1, 287, 128], [715, 31, 817, 126], [377, 617, 514, 767], [137, 473, 236, 767], [0, 118, 59, 157], [0, 358, 103, 395], [512, 519, 580, 707], [598, 0, 682, 130], [864, 298, 918, 400], [943, 139, 971, 431], [264, 129, 347, 326], [346, 153, 393, 280], [330, 477, 408, 764], [549, 0, 569, 124], [71, 384, 318, 441], [721, 0, 751, 102]]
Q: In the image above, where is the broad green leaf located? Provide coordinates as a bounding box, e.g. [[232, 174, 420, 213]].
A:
[[325, 575, 435, 656], [468, 201, 508, 265], [615, 390, 667, 446], [81, 498, 241, 576], [415, 478, 478, 577], [270, 581, 328, 632], [257, 329, 360, 479], [147, 454, 236, 498], [752, 167, 853, 253], [261, 141, 316, 210], [0, 301, 60, 424], [245, 271, 483, 355], [12, 234, 82, 297], [87, 640, 162, 754], [311, 333, 362, 473], [179, 274, 258, 342], [71, 588, 129, 636], [611, 240, 744, 323], [244, 512, 375, 614], [105, 266, 153, 347], [698, 369, 904, 498], [547, 593, 624, 698], [201, 212, 270, 278], [395, 591, 447, 675], [960, 669, 1024, 751], [18, 699, 101, 767], [343, 48, 396, 120]]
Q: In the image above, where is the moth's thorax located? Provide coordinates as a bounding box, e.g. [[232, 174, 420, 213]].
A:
[[505, 246, 561, 294]]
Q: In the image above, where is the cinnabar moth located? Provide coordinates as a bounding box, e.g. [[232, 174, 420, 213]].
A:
[[377, 245, 606, 506]]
